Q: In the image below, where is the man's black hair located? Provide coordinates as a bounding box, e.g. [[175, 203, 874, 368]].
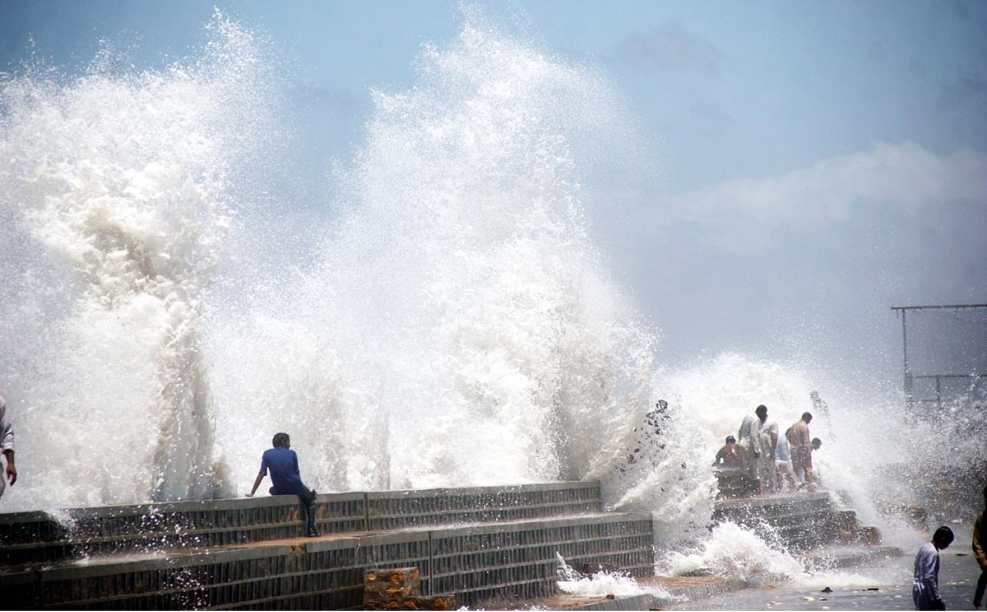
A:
[[756, 404, 767, 413], [802, 412, 813, 421], [811, 438, 822, 446], [273, 432, 290, 448], [933, 525, 954, 546], [726, 435, 736, 444]]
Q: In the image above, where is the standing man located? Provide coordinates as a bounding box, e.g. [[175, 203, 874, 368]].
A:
[[913, 526, 954, 611], [973, 484, 987, 609], [775, 427, 798, 492], [787, 412, 813, 491], [0, 395, 16, 500], [761, 419, 780, 493], [738, 405, 768, 494], [247, 433, 319, 537], [809, 438, 823, 487]]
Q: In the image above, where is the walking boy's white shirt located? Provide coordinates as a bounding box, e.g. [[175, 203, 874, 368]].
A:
[[0, 395, 10, 499], [913, 540, 942, 610]]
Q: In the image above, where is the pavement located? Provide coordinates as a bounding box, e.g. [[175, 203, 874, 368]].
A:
[[666, 549, 984, 611]]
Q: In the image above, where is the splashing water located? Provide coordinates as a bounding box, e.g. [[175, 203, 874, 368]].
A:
[[208, 14, 657, 494], [0, 12, 276, 507], [0, 10, 978, 585], [662, 521, 805, 582], [556, 553, 674, 600]]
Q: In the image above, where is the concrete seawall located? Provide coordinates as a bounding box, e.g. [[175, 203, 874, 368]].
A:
[[1, 482, 655, 609], [1, 483, 887, 609]]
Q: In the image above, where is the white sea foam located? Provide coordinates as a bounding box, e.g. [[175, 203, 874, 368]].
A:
[[0, 11, 276, 508], [661, 521, 805, 581], [208, 13, 657, 495], [556, 554, 673, 600]]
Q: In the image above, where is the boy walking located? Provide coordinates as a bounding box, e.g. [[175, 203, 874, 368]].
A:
[[913, 526, 954, 611], [247, 433, 319, 537]]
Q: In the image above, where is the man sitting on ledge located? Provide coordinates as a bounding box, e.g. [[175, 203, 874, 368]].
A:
[[247, 432, 319, 537]]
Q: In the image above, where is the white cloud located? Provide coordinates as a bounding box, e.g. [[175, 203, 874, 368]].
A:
[[660, 141, 987, 252]]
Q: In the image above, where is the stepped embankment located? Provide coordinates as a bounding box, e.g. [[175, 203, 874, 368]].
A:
[[0, 482, 652, 609], [1, 483, 893, 610]]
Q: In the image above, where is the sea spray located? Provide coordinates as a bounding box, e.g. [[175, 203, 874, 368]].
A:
[[207, 13, 660, 494], [661, 521, 805, 582], [0, 12, 276, 508], [556, 553, 674, 600]]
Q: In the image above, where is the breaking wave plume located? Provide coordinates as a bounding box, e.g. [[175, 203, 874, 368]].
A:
[[0, 11, 276, 508], [209, 12, 661, 497]]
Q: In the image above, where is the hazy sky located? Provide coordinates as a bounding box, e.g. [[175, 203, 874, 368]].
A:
[[2, 0, 985, 381]]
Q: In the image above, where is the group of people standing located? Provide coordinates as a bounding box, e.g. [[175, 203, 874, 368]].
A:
[[714, 404, 821, 495]]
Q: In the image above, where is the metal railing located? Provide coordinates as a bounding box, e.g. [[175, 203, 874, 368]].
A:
[[891, 303, 987, 412]]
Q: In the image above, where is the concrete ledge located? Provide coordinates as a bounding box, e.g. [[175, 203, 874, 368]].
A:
[[714, 491, 832, 514], [0, 482, 604, 568], [658, 576, 749, 601], [712, 491, 876, 550], [366, 482, 602, 531], [1, 491, 653, 610], [565, 594, 659, 610]]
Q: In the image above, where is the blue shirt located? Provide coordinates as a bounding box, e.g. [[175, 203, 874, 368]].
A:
[[775, 433, 792, 462], [259, 446, 309, 497]]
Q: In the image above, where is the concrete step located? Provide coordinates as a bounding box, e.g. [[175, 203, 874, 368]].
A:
[[0, 511, 654, 610], [1, 481, 603, 568], [712, 491, 881, 551], [713, 492, 834, 520]]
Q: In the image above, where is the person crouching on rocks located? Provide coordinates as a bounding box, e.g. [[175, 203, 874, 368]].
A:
[[713, 435, 745, 469], [247, 433, 319, 537]]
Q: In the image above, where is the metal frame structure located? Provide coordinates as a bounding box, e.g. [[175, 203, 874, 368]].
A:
[[891, 303, 987, 411]]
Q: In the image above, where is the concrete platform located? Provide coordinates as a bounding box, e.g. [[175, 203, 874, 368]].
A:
[[0, 481, 603, 568], [712, 490, 880, 551], [0, 484, 889, 609], [0, 482, 653, 610]]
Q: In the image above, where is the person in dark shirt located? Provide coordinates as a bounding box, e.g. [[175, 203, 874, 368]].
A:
[[973, 484, 987, 609], [247, 433, 319, 537], [713, 435, 745, 469]]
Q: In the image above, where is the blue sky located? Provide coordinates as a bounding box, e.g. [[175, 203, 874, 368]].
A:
[[4, 1, 985, 188], [2, 0, 985, 378]]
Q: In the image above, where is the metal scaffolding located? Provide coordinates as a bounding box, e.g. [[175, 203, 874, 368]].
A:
[[891, 303, 987, 412]]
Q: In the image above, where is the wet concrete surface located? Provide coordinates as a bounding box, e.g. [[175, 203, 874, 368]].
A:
[[667, 550, 984, 611]]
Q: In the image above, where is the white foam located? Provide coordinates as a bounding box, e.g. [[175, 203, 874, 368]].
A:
[[661, 521, 805, 581], [556, 554, 673, 599], [0, 11, 275, 509]]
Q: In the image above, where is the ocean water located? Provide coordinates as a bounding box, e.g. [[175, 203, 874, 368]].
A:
[[0, 10, 974, 583]]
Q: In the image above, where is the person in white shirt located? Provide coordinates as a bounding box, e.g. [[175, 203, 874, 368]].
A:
[[0, 395, 16, 500], [774, 428, 797, 492], [738, 405, 768, 493], [913, 526, 954, 611]]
